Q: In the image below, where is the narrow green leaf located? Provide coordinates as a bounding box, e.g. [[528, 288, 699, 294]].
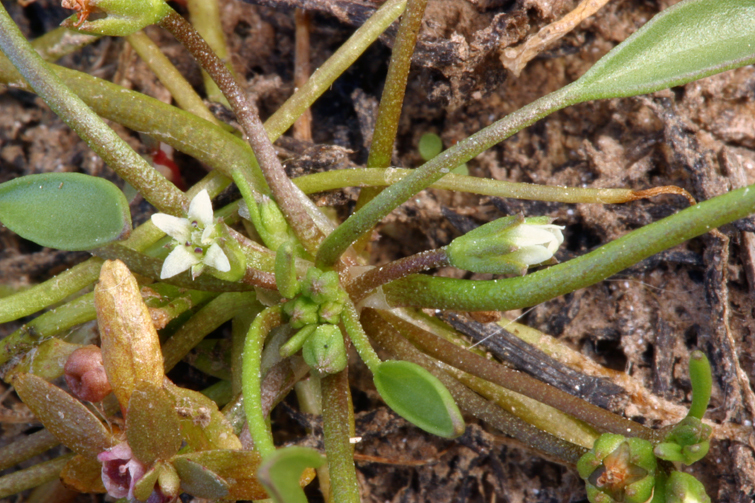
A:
[[373, 360, 465, 439], [0, 173, 131, 250], [687, 350, 712, 420], [573, 0, 755, 101], [257, 446, 324, 503], [12, 373, 113, 459], [126, 381, 182, 466]]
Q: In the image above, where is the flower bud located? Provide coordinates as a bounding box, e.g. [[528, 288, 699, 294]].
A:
[[445, 214, 564, 275], [578, 434, 657, 503], [64, 345, 112, 402], [283, 297, 320, 329], [655, 417, 711, 465], [61, 0, 172, 36], [302, 324, 347, 375]]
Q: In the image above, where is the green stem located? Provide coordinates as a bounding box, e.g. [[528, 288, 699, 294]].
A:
[[340, 300, 382, 372], [320, 369, 360, 503], [264, 0, 407, 141], [159, 10, 323, 254], [366, 0, 428, 170], [0, 429, 59, 472], [162, 292, 256, 372], [383, 182, 755, 311], [126, 31, 221, 125], [241, 305, 282, 458], [186, 0, 233, 106], [0, 453, 73, 499], [0, 4, 188, 216], [687, 350, 712, 420], [315, 84, 579, 267], [294, 168, 660, 203]]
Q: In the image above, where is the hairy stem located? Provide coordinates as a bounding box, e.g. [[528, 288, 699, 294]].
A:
[[320, 368, 360, 503], [160, 10, 323, 254], [241, 305, 283, 457], [382, 182, 755, 311]]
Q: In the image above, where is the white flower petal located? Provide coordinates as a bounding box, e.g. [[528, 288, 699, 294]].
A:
[[188, 189, 214, 228], [203, 243, 231, 272], [161, 245, 201, 279], [508, 224, 559, 247], [151, 214, 191, 242], [510, 245, 553, 266]]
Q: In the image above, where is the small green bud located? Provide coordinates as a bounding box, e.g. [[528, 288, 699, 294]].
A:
[[275, 241, 300, 299], [258, 196, 291, 252], [318, 301, 344, 325], [302, 325, 347, 375], [665, 472, 711, 503], [61, 0, 171, 36], [578, 434, 657, 503], [655, 417, 711, 465], [283, 297, 319, 329], [445, 214, 564, 275]]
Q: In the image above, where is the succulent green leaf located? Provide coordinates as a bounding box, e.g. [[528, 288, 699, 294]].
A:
[[572, 0, 755, 101], [275, 240, 300, 299], [132, 464, 161, 502], [687, 350, 712, 420], [12, 373, 113, 459], [126, 381, 182, 466], [172, 456, 230, 500], [0, 173, 131, 251], [373, 360, 465, 438], [173, 449, 268, 501], [257, 446, 324, 503]]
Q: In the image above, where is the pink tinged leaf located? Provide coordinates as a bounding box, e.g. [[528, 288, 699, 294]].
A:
[[95, 260, 165, 411], [12, 373, 113, 459]]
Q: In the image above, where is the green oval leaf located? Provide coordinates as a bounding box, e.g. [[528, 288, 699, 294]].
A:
[[173, 450, 268, 501], [373, 360, 465, 439], [0, 173, 131, 250], [573, 0, 755, 101], [257, 446, 323, 503]]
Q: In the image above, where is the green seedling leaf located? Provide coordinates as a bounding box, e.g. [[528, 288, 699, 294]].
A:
[[275, 240, 300, 299], [573, 0, 755, 101], [257, 446, 324, 503], [173, 450, 269, 500], [373, 360, 465, 438], [687, 350, 712, 420], [0, 173, 131, 250], [126, 381, 182, 466], [12, 373, 113, 459], [60, 454, 106, 494], [7, 338, 80, 382]]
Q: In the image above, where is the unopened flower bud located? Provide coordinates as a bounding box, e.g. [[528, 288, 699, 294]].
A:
[[655, 417, 712, 465], [445, 214, 564, 275], [302, 325, 347, 375], [64, 345, 112, 402], [284, 297, 320, 329]]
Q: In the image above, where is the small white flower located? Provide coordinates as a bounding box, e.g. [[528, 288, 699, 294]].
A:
[[506, 223, 564, 266], [151, 189, 231, 279]]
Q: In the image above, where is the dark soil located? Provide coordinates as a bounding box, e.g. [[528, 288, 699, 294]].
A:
[[1, 0, 755, 502]]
